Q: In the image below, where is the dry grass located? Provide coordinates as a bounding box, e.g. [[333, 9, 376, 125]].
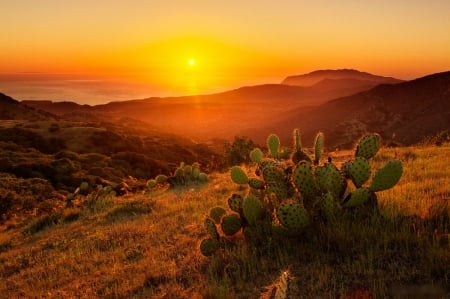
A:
[[0, 145, 449, 298]]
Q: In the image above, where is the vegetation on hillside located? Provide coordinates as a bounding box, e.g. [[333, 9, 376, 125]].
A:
[[0, 134, 448, 298]]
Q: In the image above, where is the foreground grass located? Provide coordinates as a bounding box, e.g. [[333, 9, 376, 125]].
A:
[[0, 145, 449, 298]]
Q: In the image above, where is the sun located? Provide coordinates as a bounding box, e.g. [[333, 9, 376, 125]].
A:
[[188, 58, 196, 66]]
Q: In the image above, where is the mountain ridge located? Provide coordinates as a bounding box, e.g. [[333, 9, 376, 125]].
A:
[[282, 69, 403, 86], [12, 69, 450, 148], [260, 70, 450, 147]]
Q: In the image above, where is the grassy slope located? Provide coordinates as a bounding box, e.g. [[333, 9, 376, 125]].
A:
[[0, 145, 449, 298]]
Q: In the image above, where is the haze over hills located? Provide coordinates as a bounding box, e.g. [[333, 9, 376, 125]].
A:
[[22, 69, 405, 143], [258, 70, 450, 148], [17, 69, 450, 148]]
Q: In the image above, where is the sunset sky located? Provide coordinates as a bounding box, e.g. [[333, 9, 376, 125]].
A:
[[1, 0, 450, 101]]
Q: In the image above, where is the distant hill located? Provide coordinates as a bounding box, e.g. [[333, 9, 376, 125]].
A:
[[18, 70, 449, 148], [282, 69, 402, 86], [0, 93, 221, 192], [0, 93, 56, 121], [22, 80, 388, 141], [258, 71, 450, 148]]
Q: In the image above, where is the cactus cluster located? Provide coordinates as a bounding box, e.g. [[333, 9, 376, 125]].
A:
[[147, 162, 209, 191], [200, 130, 403, 256]]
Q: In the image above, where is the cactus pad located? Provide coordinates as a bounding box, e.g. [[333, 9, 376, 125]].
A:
[[147, 179, 157, 189], [184, 165, 192, 176], [221, 214, 242, 236], [250, 148, 263, 164], [243, 195, 264, 225], [369, 159, 403, 192], [343, 188, 371, 207], [355, 133, 381, 159], [259, 159, 277, 171], [198, 172, 208, 182], [315, 163, 342, 197], [349, 157, 371, 187], [204, 217, 219, 239], [267, 182, 289, 203], [314, 132, 324, 165], [230, 166, 249, 184], [200, 238, 219, 257], [322, 192, 340, 221], [227, 193, 243, 213], [155, 174, 168, 184], [192, 167, 200, 179], [276, 201, 310, 232], [209, 207, 226, 223], [175, 167, 184, 177], [248, 178, 265, 189], [267, 134, 280, 158], [293, 129, 302, 151], [263, 165, 286, 184], [292, 161, 318, 199]]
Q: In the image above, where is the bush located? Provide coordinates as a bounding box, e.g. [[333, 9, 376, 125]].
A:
[[223, 136, 255, 166]]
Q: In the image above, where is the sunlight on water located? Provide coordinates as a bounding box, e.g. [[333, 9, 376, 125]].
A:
[[0, 73, 280, 105]]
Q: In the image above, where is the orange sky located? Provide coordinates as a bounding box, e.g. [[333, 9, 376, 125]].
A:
[[1, 0, 450, 96]]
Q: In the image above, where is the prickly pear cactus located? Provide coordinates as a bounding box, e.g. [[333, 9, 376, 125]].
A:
[[209, 207, 226, 223], [243, 195, 264, 225], [292, 161, 318, 199], [228, 193, 244, 213], [315, 163, 342, 197], [200, 238, 219, 257], [192, 167, 200, 180], [147, 179, 157, 189], [221, 214, 242, 236], [267, 182, 289, 203], [184, 165, 192, 176], [349, 157, 371, 188], [204, 217, 220, 239], [343, 187, 371, 208], [369, 160, 403, 192], [276, 201, 310, 232], [199, 130, 404, 260], [230, 166, 249, 184], [199, 172, 208, 182], [267, 134, 280, 159], [250, 148, 264, 164], [293, 129, 302, 151], [248, 178, 265, 190], [322, 192, 339, 221], [175, 167, 184, 177], [314, 132, 324, 165], [155, 174, 168, 184], [355, 133, 381, 159]]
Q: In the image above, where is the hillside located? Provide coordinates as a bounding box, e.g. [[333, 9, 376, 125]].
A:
[[0, 144, 449, 298], [0, 94, 221, 204], [0, 93, 57, 121], [23, 77, 392, 141], [263, 71, 450, 148], [19, 70, 449, 148]]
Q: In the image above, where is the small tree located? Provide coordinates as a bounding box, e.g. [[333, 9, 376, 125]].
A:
[[223, 136, 255, 166]]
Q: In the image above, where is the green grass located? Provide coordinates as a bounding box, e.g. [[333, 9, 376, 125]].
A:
[[0, 145, 449, 298]]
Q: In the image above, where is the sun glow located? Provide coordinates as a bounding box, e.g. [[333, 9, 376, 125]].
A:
[[188, 58, 196, 66]]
